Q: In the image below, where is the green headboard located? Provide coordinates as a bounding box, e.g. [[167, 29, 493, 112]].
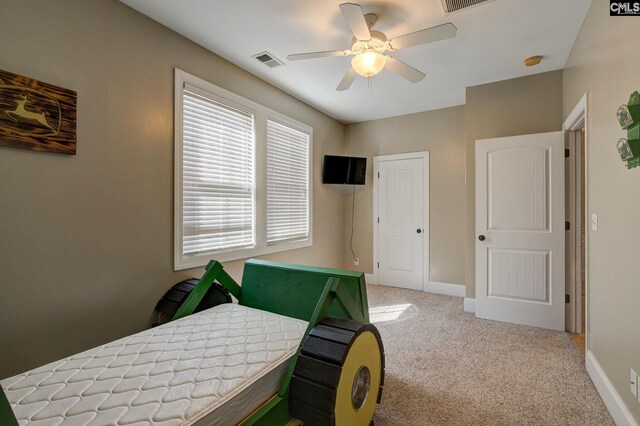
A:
[[239, 259, 369, 323]]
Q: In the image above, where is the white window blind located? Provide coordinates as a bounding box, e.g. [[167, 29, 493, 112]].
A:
[[266, 119, 310, 244], [182, 87, 255, 256]]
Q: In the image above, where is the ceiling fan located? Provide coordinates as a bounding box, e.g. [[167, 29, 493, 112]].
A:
[[287, 2, 457, 91]]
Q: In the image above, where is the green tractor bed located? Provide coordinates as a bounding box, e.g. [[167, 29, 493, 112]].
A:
[[1, 259, 384, 426]]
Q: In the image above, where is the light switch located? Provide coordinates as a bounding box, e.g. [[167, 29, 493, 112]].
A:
[[591, 213, 598, 231]]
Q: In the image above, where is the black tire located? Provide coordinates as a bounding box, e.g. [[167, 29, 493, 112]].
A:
[[290, 317, 385, 426], [151, 278, 231, 327]]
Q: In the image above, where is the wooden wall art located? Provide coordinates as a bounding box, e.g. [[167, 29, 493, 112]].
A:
[[0, 69, 77, 155]]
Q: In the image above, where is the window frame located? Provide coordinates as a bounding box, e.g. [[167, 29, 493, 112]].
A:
[[174, 69, 313, 270]]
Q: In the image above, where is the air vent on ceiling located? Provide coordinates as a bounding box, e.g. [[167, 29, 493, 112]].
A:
[[253, 51, 284, 68], [441, 0, 494, 13]]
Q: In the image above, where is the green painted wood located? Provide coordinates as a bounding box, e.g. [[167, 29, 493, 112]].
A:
[[240, 259, 369, 323], [0, 386, 18, 426], [240, 396, 292, 426], [332, 279, 366, 322], [215, 266, 242, 301], [277, 276, 366, 398], [172, 260, 242, 321], [171, 259, 371, 425], [277, 276, 338, 398]]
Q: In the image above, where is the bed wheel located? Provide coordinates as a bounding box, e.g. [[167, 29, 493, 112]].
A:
[[151, 278, 231, 326], [290, 317, 385, 426]]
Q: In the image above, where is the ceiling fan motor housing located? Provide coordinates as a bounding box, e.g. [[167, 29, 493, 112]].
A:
[[351, 31, 387, 55]]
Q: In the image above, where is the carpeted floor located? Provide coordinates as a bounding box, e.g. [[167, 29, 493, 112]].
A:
[[367, 285, 613, 426]]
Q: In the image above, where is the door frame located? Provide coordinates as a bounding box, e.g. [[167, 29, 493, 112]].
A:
[[372, 151, 430, 290], [563, 93, 588, 343]]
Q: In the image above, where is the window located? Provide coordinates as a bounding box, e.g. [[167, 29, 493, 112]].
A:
[[181, 89, 255, 255], [266, 120, 310, 244], [174, 69, 312, 270]]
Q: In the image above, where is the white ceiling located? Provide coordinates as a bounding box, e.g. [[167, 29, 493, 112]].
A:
[[120, 0, 592, 123]]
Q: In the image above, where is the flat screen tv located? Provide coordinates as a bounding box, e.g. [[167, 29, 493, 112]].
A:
[[322, 155, 367, 185]]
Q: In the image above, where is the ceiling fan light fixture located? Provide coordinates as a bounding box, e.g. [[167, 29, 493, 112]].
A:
[[351, 51, 387, 78]]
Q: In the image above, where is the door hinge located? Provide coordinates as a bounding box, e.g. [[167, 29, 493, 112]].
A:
[[377, 217, 380, 223], [565, 294, 570, 304], [565, 221, 570, 231], [565, 148, 570, 158], [378, 172, 380, 178], [377, 262, 379, 268]]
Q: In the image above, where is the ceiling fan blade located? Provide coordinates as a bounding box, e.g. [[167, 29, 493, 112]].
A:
[[287, 50, 350, 61], [336, 67, 359, 91], [388, 22, 457, 50], [339, 3, 371, 41], [385, 57, 425, 83]]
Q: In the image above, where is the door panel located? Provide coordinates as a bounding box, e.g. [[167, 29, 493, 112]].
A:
[[377, 156, 426, 291], [488, 147, 548, 231], [476, 132, 564, 330], [387, 237, 415, 272], [488, 248, 548, 302]]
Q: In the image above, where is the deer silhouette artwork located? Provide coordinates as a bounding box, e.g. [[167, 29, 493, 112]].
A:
[[5, 93, 56, 133]]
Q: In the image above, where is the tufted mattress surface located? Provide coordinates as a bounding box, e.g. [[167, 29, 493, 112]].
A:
[[1, 303, 308, 425]]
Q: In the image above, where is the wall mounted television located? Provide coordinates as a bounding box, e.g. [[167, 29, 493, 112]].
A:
[[322, 155, 367, 185]]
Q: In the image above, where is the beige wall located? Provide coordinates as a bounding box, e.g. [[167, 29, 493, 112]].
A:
[[563, 0, 640, 420], [0, 0, 346, 378], [342, 72, 564, 293], [342, 106, 466, 285], [4, 4, 636, 423], [464, 71, 564, 297]]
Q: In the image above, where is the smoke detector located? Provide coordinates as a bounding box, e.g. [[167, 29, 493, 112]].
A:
[[524, 55, 543, 67]]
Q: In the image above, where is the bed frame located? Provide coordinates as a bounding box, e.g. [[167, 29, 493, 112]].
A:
[[0, 259, 371, 426]]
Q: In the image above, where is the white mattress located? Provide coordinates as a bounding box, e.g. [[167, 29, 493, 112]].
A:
[[1, 304, 308, 425]]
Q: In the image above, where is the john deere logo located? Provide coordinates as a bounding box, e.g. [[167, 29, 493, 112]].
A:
[[0, 85, 61, 137], [0, 69, 77, 155], [610, 1, 640, 15]]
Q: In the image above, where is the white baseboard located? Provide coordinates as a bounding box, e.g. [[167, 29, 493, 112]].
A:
[[586, 350, 638, 426], [364, 273, 376, 284], [424, 281, 465, 298], [463, 298, 476, 313]]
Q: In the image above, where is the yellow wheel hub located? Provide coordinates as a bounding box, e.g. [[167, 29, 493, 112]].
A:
[[290, 318, 385, 426], [335, 331, 382, 424]]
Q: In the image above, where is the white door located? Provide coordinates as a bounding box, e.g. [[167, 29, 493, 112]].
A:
[[475, 132, 565, 330], [375, 152, 428, 291]]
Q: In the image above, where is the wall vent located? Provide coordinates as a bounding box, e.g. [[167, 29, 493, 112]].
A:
[[253, 51, 284, 68], [441, 0, 494, 13]]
